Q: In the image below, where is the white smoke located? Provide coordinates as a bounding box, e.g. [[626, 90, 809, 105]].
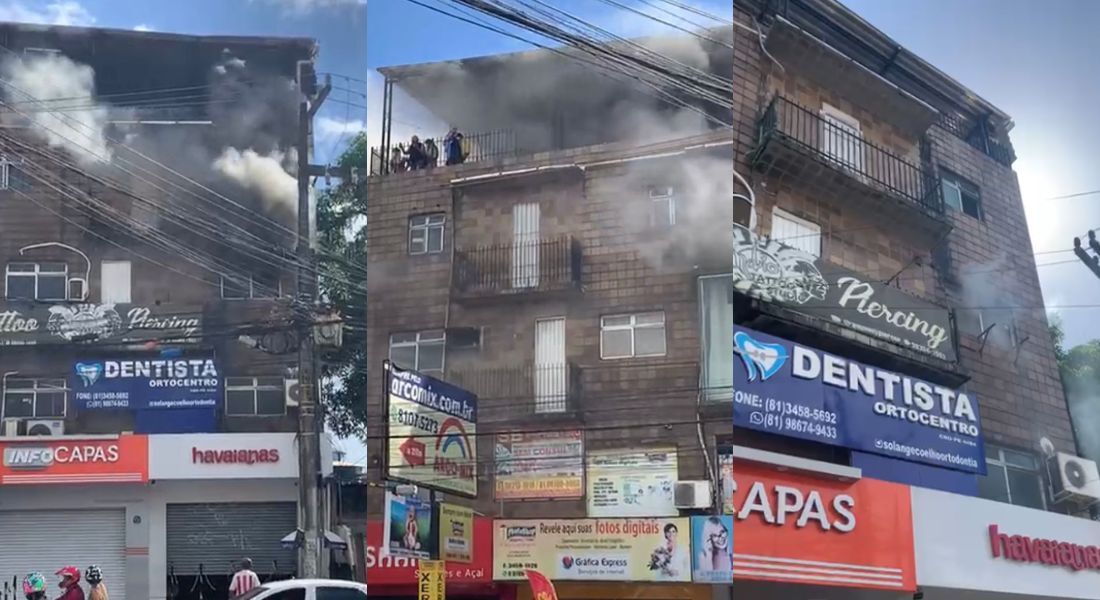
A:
[[2, 53, 112, 165], [212, 147, 297, 212]]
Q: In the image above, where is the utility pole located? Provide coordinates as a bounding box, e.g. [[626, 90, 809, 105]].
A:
[[1074, 231, 1100, 280], [296, 60, 331, 580]]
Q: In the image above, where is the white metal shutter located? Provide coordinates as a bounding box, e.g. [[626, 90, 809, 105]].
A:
[[0, 509, 126, 600], [820, 103, 863, 172], [770, 208, 821, 257], [166, 502, 297, 577], [100, 260, 132, 304], [512, 203, 540, 289], [534, 317, 566, 413]]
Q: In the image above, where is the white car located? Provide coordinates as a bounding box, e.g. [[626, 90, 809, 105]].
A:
[[237, 579, 368, 600]]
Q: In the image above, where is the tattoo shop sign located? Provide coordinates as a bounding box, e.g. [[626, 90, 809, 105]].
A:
[[0, 303, 201, 346], [732, 228, 957, 362]]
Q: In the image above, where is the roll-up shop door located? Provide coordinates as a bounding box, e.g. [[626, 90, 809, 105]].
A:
[[0, 509, 126, 600], [166, 502, 297, 577]]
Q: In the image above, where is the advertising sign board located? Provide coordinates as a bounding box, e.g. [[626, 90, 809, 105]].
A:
[[586, 447, 678, 517], [495, 430, 583, 501], [0, 434, 148, 485], [71, 357, 221, 410]]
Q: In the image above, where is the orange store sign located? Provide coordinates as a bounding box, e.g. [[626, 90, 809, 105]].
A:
[[0, 434, 148, 484], [729, 462, 915, 591]]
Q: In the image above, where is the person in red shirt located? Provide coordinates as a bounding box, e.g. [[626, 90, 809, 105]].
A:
[[54, 567, 84, 600], [229, 558, 261, 598]]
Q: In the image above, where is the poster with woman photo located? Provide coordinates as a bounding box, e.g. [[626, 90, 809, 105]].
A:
[[691, 516, 734, 583], [382, 491, 434, 560], [648, 521, 692, 581]]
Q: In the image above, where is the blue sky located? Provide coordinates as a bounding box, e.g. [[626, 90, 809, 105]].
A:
[[0, 0, 367, 164]]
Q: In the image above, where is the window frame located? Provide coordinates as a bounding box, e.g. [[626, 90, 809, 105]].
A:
[[2, 378, 67, 419], [648, 186, 676, 229], [5, 262, 68, 301], [941, 170, 983, 220], [599, 311, 667, 360], [698, 275, 733, 401], [819, 102, 864, 172], [224, 376, 287, 417], [408, 213, 446, 256], [771, 207, 822, 257], [220, 274, 282, 300], [981, 444, 1047, 510], [388, 330, 446, 374]]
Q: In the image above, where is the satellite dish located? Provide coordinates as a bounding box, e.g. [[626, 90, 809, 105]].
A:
[[1039, 437, 1057, 458]]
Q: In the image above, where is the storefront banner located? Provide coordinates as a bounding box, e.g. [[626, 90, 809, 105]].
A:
[[0, 434, 148, 485], [691, 516, 733, 583], [912, 487, 1100, 598], [71, 357, 221, 410], [0, 303, 201, 346], [733, 325, 985, 473], [729, 462, 915, 591], [383, 491, 434, 560], [495, 430, 584, 501], [416, 560, 445, 600], [733, 227, 957, 361], [439, 503, 474, 563], [366, 518, 494, 586], [494, 518, 692, 582], [525, 569, 560, 600], [148, 433, 303, 480], [386, 363, 478, 497], [586, 447, 678, 517]]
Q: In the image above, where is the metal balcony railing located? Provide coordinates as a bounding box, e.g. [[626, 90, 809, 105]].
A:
[[450, 362, 580, 415], [369, 129, 517, 175], [454, 236, 581, 297], [757, 96, 944, 215]]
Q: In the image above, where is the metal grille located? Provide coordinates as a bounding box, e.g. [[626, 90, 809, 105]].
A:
[[166, 502, 297, 577], [454, 236, 581, 296]]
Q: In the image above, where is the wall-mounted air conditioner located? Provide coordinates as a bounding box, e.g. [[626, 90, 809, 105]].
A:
[[25, 419, 64, 437], [285, 379, 301, 408], [1048, 452, 1100, 506], [67, 277, 87, 301], [673, 480, 712, 509]]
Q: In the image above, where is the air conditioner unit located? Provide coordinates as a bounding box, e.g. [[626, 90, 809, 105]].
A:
[[285, 379, 301, 407], [674, 480, 712, 509], [2, 418, 19, 436], [67, 277, 87, 301], [25, 419, 64, 437], [1048, 452, 1100, 505]]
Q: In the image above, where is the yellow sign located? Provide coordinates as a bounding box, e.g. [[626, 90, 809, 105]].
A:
[[416, 559, 446, 600], [439, 503, 475, 563], [494, 518, 692, 582]]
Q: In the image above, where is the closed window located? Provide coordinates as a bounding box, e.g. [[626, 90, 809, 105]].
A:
[[101, 260, 132, 304], [978, 444, 1046, 510], [699, 276, 733, 401], [600, 312, 666, 359], [941, 171, 982, 219], [221, 274, 281, 299], [649, 186, 676, 229], [409, 214, 445, 255], [389, 330, 445, 373], [3, 378, 66, 418], [225, 377, 285, 416], [770, 208, 821, 257], [6, 262, 67, 301]]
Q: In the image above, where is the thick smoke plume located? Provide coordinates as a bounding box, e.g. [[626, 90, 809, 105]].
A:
[[213, 147, 298, 213], [2, 53, 113, 165]]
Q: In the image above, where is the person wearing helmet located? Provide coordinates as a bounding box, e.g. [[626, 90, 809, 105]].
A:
[[22, 572, 47, 600], [84, 567, 107, 600], [54, 567, 84, 600]]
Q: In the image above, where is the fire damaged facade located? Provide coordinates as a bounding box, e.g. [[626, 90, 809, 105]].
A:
[[0, 23, 330, 598]]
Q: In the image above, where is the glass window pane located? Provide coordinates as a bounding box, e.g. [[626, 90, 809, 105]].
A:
[[636, 312, 664, 325], [389, 345, 417, 370], [635, 326, 667, 357], [977, 463, 1010, 503], [962, 192, 982, 219], [601, 329, 633, 358], [7, 263, 34, 273], [391, 332, 417, 344], [222, 276, 249, 299], [419, 341, 444, 371], [225, 390, 255, 415], [225, 377, 254, 389], [409, 215, 428, 227], [37, 274, 66, 300], [4, 393, 33, 418], [255, 390, 285, 415], [1002, 449, 1036, 469], [256, 377, 284, 388], [942, 180, 963, 211], [35, 392, 65, 417], [409, 230, 426, 254], [652, 198, 674, 229], [700, 277, 734, 401], [420, 330, 445, 341], [1007, 468, 1045, 510], [6, 275, 33, 299], [39, 263, 66, 273], [427, 214, 445, 225], [602, 315, 631, 328], [427, 226, 443, 253]]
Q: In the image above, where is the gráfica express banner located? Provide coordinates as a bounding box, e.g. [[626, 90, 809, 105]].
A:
[[70, 357, 221, 410], [494, 518, 692, 583], [733, 325, 985, 473]]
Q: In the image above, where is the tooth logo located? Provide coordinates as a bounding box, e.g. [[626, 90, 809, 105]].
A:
[[734, 331, 788, 381], [75, 362, 103, 387]]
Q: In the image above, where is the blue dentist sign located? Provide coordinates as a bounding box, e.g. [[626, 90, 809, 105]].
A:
[[71, 358, 222, 410], [732, 325, 985, 473]]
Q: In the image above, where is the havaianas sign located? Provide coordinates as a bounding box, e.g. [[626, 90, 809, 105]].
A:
[[732, 227, 957, 362]]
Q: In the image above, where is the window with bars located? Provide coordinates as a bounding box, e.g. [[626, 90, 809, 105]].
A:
[[389, 330, 446, 374], [600, 312, 666, 359], [6, 262, 68, 301], [225, 377, 286, 416], [978, 444, 1046, 510], [408, 214, 445, 255], [3, 378, 66, 418]]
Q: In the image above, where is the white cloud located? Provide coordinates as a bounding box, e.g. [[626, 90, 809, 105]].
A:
[[0, 1, 95, 26], [254, 0, 365, 14], [316, 116, 365, 140], [133, 23, 154, 32]]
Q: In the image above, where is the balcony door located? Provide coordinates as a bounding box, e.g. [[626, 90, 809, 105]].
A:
[[534, 317, 566, 413], [820, 103, 864, 173], [512, 203, 540, 289]]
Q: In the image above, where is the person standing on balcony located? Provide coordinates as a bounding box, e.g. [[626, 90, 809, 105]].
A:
[[424, 138, 439, 168], [444, 127, 466, 165], [406, 135, 429, 170], [389, 144, 406, 173]]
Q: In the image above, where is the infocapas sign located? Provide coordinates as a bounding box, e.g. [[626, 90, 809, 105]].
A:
[[989, 524, 1100, 572]]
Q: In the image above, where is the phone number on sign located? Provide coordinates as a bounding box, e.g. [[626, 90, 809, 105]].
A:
[[765, 398, 838, 424], [783, 417, 838, 439]]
